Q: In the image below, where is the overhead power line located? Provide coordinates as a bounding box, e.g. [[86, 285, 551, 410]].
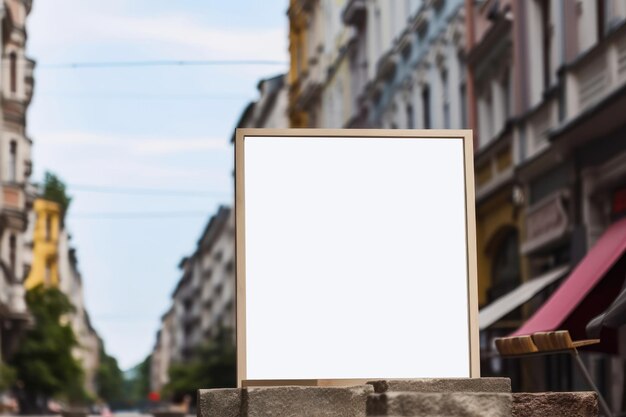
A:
[[67, 184, 232, 198], [39, 59, 288, 69], [37, 92, 250, 100], [70, 210, 210, 219]]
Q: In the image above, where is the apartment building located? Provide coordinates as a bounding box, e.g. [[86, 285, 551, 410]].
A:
[[150, 74, 287, 393], [285, 0, 626, 411], [0, 0, 34, 366]]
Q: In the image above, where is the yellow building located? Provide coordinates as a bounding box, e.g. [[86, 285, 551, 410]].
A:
[[24, 198, 61, 289]]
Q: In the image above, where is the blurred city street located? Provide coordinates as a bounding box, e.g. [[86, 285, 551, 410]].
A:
[[0, 0, 625, 416]]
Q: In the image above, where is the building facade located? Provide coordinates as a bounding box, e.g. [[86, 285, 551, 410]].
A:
[[24, 198, 101, 396], [467, 2, 626, 411], [0, 0, 34, 367], [285, 0, 626, 412], [57, 230, 100, 395], [288, 0, 467, 130], [150, 74, 288, 393], [151, 307, 175, 394], [170, 206, 234, 364]]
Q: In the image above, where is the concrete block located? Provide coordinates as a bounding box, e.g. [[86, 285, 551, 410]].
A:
[[512, 392, 598, 417], [367, 392, 512, 416], [197, 388, 242, 417], [243, 385, 374, 417], [368, 378, 511, 394]]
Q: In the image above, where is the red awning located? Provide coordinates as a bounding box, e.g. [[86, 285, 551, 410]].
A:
[[511, 217, 626, 342]]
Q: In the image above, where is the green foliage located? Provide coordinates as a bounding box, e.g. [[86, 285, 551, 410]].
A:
[[42, 171, 72, 219], [11, 285, 87, 404], [0, 363, 17, 391], [96, 341, 125, 404], [163, 329, 235, 401]]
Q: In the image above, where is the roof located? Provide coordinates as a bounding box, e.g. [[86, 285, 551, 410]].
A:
[[230, 73, 287, 142]]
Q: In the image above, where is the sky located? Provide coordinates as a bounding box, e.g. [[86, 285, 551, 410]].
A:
[[27, 0, 288, 369]]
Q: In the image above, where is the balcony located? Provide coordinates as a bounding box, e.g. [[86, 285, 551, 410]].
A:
[[564, 23, 626, 121], [0, 265, 28, 316], [474, 134, 515, 202], [376, 49, 400, 82], [410, 6, 432, 38], [521, 191, 571, 255], [24, 57, 35, 104], [3, 183, 23, 210], [425, 0, 445, 10], [296, 54, 323, 111], [342, 0, 366, 27], [2, 97, 26, 125], [398, 28, 415, 60], [296, 0, 315, 12]]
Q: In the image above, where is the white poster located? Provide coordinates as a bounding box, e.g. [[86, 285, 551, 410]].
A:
[[236, 129, 478, 384]]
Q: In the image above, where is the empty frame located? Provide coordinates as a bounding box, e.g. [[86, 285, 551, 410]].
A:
[[235, 129, 478, 386]]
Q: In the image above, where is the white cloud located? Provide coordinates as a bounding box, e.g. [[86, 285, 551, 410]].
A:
[[38, 131, 230, 155], [32, 131, 234, 191], [30, 2, 288, 63], [92, 15, 288, 62]]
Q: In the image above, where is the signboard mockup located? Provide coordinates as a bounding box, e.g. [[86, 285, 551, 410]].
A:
[[235, 129, 479, 386]]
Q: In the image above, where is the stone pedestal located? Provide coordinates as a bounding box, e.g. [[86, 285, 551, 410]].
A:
[[368, 377, 511, 394], [198, 385, 373, 417], [197, 378, 599, 417], [512, 392, 598, 417], [367, 392, 512, 416]]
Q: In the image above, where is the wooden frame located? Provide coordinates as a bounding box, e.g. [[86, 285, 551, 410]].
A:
[[235, 128, 479, 387]]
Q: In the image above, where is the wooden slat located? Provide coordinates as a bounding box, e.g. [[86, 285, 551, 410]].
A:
[[496, 330, 601, 358], [572, 339, 601, 348]]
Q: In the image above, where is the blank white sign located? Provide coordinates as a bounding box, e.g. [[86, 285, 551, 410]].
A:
[[240, 132, 475, 381]]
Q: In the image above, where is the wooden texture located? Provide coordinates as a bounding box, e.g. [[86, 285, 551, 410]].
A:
[[495, 330, 600, 357]]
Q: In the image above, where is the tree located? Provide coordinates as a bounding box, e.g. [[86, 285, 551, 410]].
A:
[[11, 285, 87, 410], [0, 363, 16, 391], [96, 341, 125, 405], [42, 171, 72, 221], [163, 329, 235, 403], [114, 355, 152, 410]]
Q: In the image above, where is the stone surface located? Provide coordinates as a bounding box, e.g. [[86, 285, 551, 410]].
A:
[[512, 392, 598, 417], [197, 388, 242, 417], [367, 392, 512, 416], [243, 385, 374, 417], [368, 378, 511, 394]]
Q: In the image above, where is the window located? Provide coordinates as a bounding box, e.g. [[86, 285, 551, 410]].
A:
[[406, 103, 415, 129], [597, 0, 606, 39], [45, 214, 52, 241], [540, 0, 551, 91], [441, 70, 450, 128], [9, 141, 17, 182], [611, 185, 626, 221], [460, 83, 468, 128], [9, 52, 17, 93], [484, 89, 493, 140], [421, 85, 431, 128], [490, 230, 521, 301], [296, 33, 304, 74], [502, 68, 511, 121], [9, 234, 16, 276], [45, 262, 51, 285], [375, 7, 382, 58]]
